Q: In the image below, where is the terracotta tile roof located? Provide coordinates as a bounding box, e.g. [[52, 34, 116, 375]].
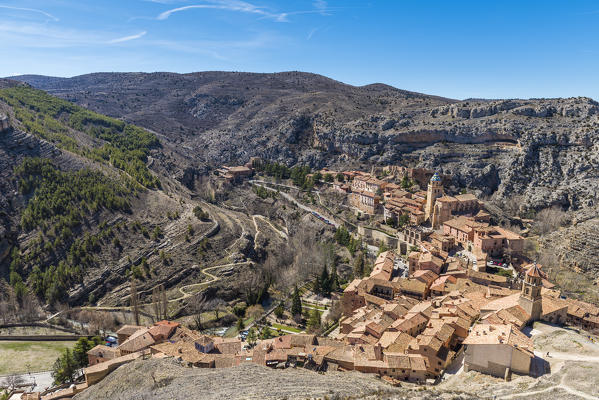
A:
[[541, 296, 568, 316], [273, 335, 293, 349], [385, 332, 414, 354], [84, 350, 147, 375], [363, 293, 390, 306], [148, 324, 176, 341], [423, 323, 455, 344], [398, 279, 428, 295], [408, 355, 428, 371], [290, 334, 316, 347], [151, 341, 208, 363], [436, 196, 458, 203], [385, 353, 411, 368], [454, 193, 478, 202], [525, 263, 544, 278], [409, 334, 441, 353], [482, 305, 530, 329], [412, 269, 439, 285], [463, 324, 533, 356], [356, 343, 382, 359], [391, 312, 428, 332], [377, 331, 401, 349], [169, 326, 203, 343], [481, 293, 520, 312], [118, 329, 156, 353], [116, 325, 145, 336], [325, 345, 355, 364], [408, 301, 433, 317], [214, 338, 242, 354], [344, 278, 364, 292], [87, 345, 119, 358]]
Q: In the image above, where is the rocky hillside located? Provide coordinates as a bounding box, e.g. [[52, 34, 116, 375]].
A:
[[0, 81, 237, 308], [13, 72, 599, 213]]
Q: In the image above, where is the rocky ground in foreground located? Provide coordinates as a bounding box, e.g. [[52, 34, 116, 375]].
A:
[[73, 359, 477, 400]]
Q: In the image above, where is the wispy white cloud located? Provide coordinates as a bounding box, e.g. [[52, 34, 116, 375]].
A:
[[109, 31, 147, 44], [0, 5, 59, 21], [313, 0, 329, 15], [151, 31, 279, 59], [307, 27, 318, 40], [157, 1, 289, 22], [0, 22, 146, 49]]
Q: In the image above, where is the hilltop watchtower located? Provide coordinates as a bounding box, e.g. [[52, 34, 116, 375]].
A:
[[518, 263, 543, 322], [425, 172, 443, 222]]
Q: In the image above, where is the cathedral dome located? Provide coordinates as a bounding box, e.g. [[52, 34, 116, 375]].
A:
[[430, 172, 441, 182]]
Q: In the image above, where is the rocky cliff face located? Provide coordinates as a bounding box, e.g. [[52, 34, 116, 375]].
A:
[[14, 72, 599, 216]]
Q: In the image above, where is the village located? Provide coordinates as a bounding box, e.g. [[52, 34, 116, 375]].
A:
[[12, 160, 599, 400]]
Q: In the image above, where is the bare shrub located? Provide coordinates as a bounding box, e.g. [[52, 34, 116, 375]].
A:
[[534, 206, 569, 235]]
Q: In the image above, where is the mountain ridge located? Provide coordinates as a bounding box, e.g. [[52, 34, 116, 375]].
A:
[[7, 71, 599, 293]]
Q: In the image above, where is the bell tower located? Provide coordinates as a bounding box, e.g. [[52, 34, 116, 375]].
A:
[[425, 172, 443, 221], [518, 263, 543, 322]]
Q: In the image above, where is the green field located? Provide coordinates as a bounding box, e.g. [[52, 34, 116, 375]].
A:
[[271, 323, 303, 333], [0, 341, 76, 374]]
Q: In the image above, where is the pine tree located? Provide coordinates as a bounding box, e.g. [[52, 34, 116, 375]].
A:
[[236, 317, 245, 331], [313, 274, 321, 295], [247, 327, 258, 345], [307, 308, 321, 332], [353, 252, 365, 278], [320, 265, 331, 296], [52, 348, 77, 384], [274, 301, 285, 319], [330, 263, 339, 291], [291, 286, 302, 317]]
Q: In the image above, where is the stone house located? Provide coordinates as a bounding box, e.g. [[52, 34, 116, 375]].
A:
[[463, 324, 534, 379], [116, 325, 144, 344], [87, 345, 120, 366]]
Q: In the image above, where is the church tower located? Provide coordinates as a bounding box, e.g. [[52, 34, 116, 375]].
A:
[[518, 263, 543, 322], [425, 172, 443, 222]]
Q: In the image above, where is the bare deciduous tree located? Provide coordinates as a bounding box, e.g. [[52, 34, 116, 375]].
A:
[[534, 206, 569, 235], [190, 294, 207, 330], [130, 280, 140, 326], [151, 285, 167, 322]]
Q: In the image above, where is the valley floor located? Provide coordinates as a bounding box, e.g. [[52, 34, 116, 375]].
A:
[[0, 341, 76, 375]]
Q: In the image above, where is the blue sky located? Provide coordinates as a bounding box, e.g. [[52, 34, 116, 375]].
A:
[[1, 0, 598, 100]]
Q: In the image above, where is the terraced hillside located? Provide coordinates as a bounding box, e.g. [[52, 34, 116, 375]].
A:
[[0, 81, 276, 312]]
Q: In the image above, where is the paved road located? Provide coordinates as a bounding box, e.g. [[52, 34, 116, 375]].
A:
[[1, 371, 54, 394], [533, 350, 599, 363], [250, 180, 339, 228]]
